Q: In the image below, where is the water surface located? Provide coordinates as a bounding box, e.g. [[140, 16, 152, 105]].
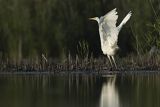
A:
[[0, 74, 160, 107]]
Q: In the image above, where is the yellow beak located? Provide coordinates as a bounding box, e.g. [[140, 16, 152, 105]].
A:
[[89, 18, 96, 20]]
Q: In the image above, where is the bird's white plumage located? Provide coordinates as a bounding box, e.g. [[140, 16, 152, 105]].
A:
[[103, 8, 118, 27], [100, 8, 119, 55], [89, 8, 132, 68], [118, 11, 132, 30]]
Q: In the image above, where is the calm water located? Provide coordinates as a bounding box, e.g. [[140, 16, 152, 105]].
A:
[[0, 74, 160, 107]]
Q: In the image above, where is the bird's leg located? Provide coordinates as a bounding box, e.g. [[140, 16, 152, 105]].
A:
[[107, 55, 113, 67], [111, 56, 117, 69]]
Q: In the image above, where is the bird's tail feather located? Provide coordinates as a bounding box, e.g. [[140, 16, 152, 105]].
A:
[[118, 11, 132, 30]]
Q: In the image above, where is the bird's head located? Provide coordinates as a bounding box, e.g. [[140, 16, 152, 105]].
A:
[[89, 17, 99, 23]]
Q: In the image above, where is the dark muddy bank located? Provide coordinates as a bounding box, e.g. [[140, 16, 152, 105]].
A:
[[0, 55, 160, 75]]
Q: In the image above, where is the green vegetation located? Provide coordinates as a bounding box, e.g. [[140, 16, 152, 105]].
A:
[[0, 54, 160, 72], [0, 0, 159, 62]]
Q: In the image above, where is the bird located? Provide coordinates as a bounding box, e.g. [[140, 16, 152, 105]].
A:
[[89, 8, 132, 68]]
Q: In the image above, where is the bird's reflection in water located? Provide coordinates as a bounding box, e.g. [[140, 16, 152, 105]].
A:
[[100, 75, 119, 107]]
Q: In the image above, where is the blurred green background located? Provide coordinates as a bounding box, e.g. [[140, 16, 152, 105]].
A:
[[0, 0, 159, 61]]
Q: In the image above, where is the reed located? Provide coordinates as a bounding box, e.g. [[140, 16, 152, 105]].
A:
[[0, 53, 160, 73]]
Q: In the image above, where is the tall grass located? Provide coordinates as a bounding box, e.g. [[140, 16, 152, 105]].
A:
[[77, 40, 89, 59], [0, 53, 160, 72]]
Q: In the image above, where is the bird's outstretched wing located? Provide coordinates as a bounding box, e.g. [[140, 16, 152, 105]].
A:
[[100, 8, 119, 47], [103, 8, 118, 27]]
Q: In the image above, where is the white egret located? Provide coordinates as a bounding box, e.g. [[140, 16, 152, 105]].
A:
[[89, 8, 132, 68]]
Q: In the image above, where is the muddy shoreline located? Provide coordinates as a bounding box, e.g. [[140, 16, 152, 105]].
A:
[[0, 69, 159, 76], [0, 55, 160, 75]]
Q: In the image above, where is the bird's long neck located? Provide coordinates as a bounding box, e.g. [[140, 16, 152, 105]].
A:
[[99, 26, 105, 50], [96, 18, 104, 49], [95, 18, 105, 51]]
